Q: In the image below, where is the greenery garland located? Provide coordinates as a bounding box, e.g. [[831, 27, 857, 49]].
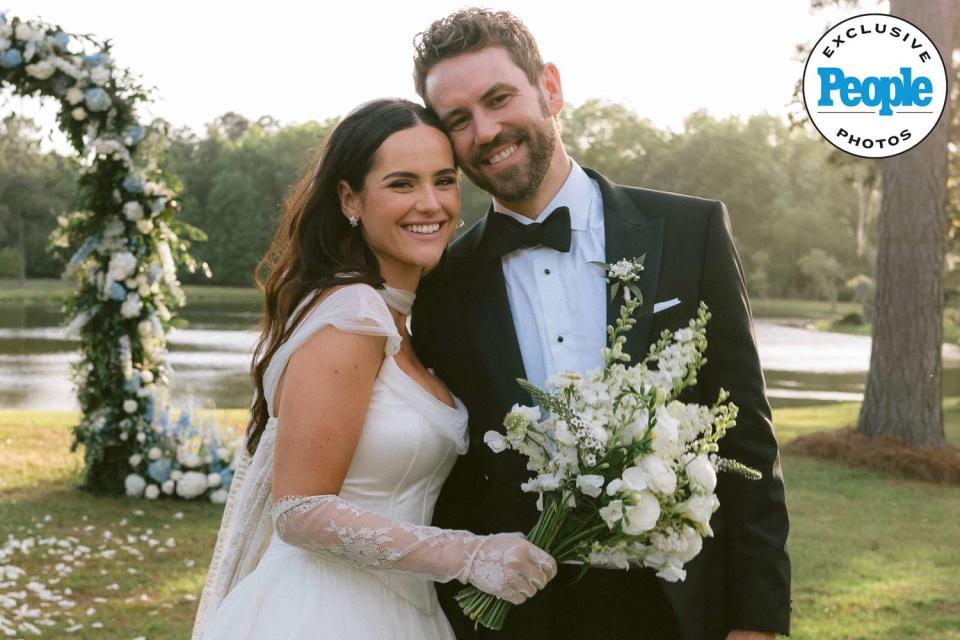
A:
[[0, 13, 239, 500]]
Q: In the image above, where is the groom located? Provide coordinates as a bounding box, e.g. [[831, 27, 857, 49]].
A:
[[411, 9, 790, 640]]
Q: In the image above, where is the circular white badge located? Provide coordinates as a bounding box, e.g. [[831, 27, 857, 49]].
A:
[[802, 13, 947, 159]]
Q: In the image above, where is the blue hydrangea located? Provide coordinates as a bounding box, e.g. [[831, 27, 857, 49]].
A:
[[82, 53, 108, 66], [151, 197, 167, 213], [109, 283, 127, 301], [124, 372, 142, 394], [144, 396, 154, 423], [147, 458, 171, 483], [0, 49, 23, 69], [84, 87, 111, 112], [67, 236, 99, 270], [123, 175, 145, 194], [50, 31, 70, 50], [124, 124, 146, 145]]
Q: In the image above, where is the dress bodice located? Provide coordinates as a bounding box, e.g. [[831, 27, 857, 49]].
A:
[[261, 284, 469, 612]]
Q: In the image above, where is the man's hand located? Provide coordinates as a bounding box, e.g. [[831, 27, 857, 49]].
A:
[[726, 632, 775, 640]]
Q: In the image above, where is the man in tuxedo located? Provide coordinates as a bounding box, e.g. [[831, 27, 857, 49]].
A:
[[410, 9, 790, 640]]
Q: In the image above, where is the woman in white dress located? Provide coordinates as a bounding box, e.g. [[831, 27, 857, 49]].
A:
[[192, 99, 557, 639]]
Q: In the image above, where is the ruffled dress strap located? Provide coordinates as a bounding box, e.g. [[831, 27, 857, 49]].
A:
[[263, 284, 401, 418]]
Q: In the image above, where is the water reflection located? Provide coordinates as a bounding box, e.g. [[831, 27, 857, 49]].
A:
[[1, 301, 957, 411]]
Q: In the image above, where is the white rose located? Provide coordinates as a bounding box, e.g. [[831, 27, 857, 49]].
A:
[[144, 485, 160, 500], [209, 489, 229, 504], [598, 499, 624, 528], [483, 430, 507, 453], [635, 454, 677, 495], [120, 294, 142, 319], [108, 252, 138, 282], [124, 474, 146, 497], [686, 454, 717, 494], [66, 87, 84, 105], [206, 473, 222, 488], [575, 474, 604, 498], [14, 24, 35, 41], [175, 471, 208, 499], [140, 369, 154, 384], [621, 466, 649, 493], [170, 470, 183, 482], [136, 219, 154, 234], [128, 454, 142, 467], [123, 202, 144, 221], [89, 65, 110, 86], [25, 60, 56, 80], [679, 494, 720, 534], [147, 447, 161, 461], [71, 107, 87, 121], [161, 480, 175, 495], [622, 491, 661, 535], [123, 399, 138, 413]]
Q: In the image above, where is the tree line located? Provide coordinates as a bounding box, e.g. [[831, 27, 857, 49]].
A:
[[0, 103, 954, 304]]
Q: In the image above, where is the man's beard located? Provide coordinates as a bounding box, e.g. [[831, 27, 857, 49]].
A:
[[465, 116, 557, 204]]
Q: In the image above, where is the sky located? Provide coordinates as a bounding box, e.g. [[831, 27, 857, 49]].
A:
[[3, 0, 857, 144]]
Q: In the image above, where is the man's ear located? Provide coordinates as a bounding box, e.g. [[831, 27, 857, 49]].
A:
[[338, 180, 360, 221], [541, 62, 564, 117]]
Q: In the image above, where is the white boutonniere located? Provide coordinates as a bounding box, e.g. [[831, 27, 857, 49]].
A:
[[590, 254, 646, 304]]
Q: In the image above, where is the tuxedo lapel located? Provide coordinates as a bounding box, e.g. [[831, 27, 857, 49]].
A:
[[587, 169, 665, 361], [463, 213, 531, 415]]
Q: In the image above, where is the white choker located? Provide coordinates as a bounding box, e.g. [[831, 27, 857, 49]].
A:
[[378, 285, 415, 316]]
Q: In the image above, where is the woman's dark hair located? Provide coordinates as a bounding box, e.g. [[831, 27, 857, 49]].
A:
[[246, 98, 445, 455]]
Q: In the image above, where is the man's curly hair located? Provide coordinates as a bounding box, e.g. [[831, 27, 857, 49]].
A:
[[413, 8, 544, 104]]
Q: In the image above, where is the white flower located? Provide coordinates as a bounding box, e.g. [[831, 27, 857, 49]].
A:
[[128, 454, 142, 467], [25, 60, 56, 80], [686, 454, 717, 494], [89, 65, 110, 86], [206, 473, 222, 488], [124, 474, 146, 497], [676, 525, 703, 563], [136, 219, 154, 234], [621, 466, 648, 493], [123, 399, 138, 413], [483, 430, 507, 453], [108, 252, 138, 282], [536, 473, 561, 491], [678, 494, 719, 535], [120, 294, 142, 319], [177, 448, 201, 468], [144, 485, 160, 500], [623, 491, 661, 535], [598, 499, 624, 528], [137, 282, 151, 297], [170, 470, 183, 481], [575, 474, 604, 498], [175, 472, 208, 499], [635, 454, 677, 494], [0, 38, 9, 52], [71, 107, 87, 121], [161, 480, 175, 495], [66, 87, 84, 105], [589, 546, 630, 570], [605, 478, 623, 496], [510, 404, 541, 424], [147, 447, 161, 461], [123, 202, 144, 221], [651, 405, 681, 456], [140, 369, 154, 384], [136, 432, 146, 443], [14, 23, 35, 41], [209, 489, 229, 504]]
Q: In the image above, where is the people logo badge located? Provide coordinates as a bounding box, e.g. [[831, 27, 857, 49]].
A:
[[802, 13, 948, 159]]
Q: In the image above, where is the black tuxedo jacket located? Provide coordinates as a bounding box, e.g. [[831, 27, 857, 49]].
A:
[[412, 168, 791, 640]]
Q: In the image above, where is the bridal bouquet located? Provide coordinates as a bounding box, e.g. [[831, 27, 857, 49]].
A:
[[456, 257, 762, 630]]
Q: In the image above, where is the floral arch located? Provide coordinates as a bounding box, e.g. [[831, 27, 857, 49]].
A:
[[1, 14, 237, 501]]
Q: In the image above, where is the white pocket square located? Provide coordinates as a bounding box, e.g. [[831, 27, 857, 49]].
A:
[[653, 298, 681, 314]]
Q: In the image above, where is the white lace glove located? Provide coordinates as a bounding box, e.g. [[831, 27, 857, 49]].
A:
[[272, 495, 557, 605]]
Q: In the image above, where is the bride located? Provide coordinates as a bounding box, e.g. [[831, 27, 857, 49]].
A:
[[192, 99, 557, 639]]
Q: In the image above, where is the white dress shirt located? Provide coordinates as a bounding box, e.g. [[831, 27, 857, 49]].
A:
[[493, 160, 607, 391]]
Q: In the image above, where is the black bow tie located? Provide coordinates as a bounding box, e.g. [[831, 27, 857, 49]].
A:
[[486, 206, 572, 258]]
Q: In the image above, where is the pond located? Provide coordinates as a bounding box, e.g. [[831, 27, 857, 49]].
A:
[[1, 300, 958, 412]]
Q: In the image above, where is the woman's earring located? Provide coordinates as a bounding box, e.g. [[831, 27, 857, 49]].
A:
[[457, 219, 465, 229], [348, 216, 359, 228]]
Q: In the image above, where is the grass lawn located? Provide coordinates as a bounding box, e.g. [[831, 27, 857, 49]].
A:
[[0, 279, 261, 306], [2, 404, 959, 639]]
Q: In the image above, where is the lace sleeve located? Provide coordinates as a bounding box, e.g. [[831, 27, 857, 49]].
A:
[[272, 495, 557, 605]]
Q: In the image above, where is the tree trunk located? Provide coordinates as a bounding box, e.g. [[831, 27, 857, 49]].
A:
[[857, 0, 956, 447]]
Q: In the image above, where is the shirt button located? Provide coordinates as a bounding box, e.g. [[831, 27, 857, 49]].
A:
[[557, 336, 564, 343], [544, 268, 551, 275]]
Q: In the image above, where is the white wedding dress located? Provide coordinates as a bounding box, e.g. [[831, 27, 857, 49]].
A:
[[195, 284, 470, 639]]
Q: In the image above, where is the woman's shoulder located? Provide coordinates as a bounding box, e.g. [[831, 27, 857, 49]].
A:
[[296, 282, 400, 355]]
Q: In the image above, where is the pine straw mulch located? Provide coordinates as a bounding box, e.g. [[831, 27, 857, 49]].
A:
[[786, 427, 960, 485]]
